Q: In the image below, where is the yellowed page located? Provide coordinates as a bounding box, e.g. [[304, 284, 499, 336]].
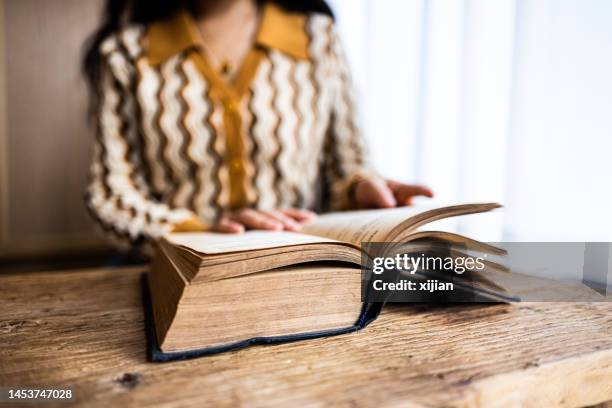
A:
[[301, 207, 433, 246], [167, 203, 500, 254], [301, 203, 500, 246], [165, 230, 338, 254]]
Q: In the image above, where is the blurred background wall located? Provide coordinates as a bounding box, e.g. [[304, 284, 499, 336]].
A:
[[0, 0, 105, 258]]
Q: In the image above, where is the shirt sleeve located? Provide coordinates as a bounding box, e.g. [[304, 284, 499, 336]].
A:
[[85, 47, 197, 247], [321, 24, 377, 211]]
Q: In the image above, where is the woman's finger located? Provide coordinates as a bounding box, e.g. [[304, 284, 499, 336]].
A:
[[388, 182, 434, 206], [281, 208, 317, 223], [213, 217, 245, 233], [230, 209, 283, 231], [262, 210, 302, 231], [406, 185, 434, 197], [356, 178, 396, 209]]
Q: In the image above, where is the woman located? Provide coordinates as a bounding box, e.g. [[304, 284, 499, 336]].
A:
[[83, 0, 433, 247]]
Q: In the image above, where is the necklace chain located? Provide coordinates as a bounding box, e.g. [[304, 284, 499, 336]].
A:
[[199, 40, 234, 76], [197, 9, 260, 78]]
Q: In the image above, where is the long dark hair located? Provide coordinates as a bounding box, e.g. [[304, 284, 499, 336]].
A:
[[82, 0, 333, 116]]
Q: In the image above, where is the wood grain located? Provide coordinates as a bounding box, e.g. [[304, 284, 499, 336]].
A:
[[1, 266, 611, 407]]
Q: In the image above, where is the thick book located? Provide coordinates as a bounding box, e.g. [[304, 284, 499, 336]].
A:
[[146, 203, 511, 361]]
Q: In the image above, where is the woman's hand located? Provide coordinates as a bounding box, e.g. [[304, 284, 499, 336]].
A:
[[354, 177, 434, 209], [214, 208, 317, 233]]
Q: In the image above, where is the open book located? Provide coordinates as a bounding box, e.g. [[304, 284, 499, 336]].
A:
[[146, 203, 505, 360]]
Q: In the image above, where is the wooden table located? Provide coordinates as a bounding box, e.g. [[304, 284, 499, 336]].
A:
[[1, 266, 611, 407]]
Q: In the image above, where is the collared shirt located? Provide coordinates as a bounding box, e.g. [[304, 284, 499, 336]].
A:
[[86, 2, 370, 245]]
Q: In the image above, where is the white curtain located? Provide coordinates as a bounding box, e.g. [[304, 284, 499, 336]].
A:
[[329, 0, 612, 242]]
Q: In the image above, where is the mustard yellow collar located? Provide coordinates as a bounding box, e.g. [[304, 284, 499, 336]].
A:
[[147, 2, 309, 66]]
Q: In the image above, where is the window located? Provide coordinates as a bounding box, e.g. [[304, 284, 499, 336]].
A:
[[330, 0, 612, 242]]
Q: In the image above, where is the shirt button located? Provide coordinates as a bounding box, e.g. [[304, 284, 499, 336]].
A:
[[229, 159, 242, 172], [226, 101, 237, 113]]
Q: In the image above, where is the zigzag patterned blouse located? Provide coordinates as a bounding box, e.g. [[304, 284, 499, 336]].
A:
[[85, 2, 371, 247]]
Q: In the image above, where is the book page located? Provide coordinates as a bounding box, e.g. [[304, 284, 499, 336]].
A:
[[301, 206, 436, 246], [165, 231, 339, 254], [301, 203, 500, 246], [167, 203, 500, 254]]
